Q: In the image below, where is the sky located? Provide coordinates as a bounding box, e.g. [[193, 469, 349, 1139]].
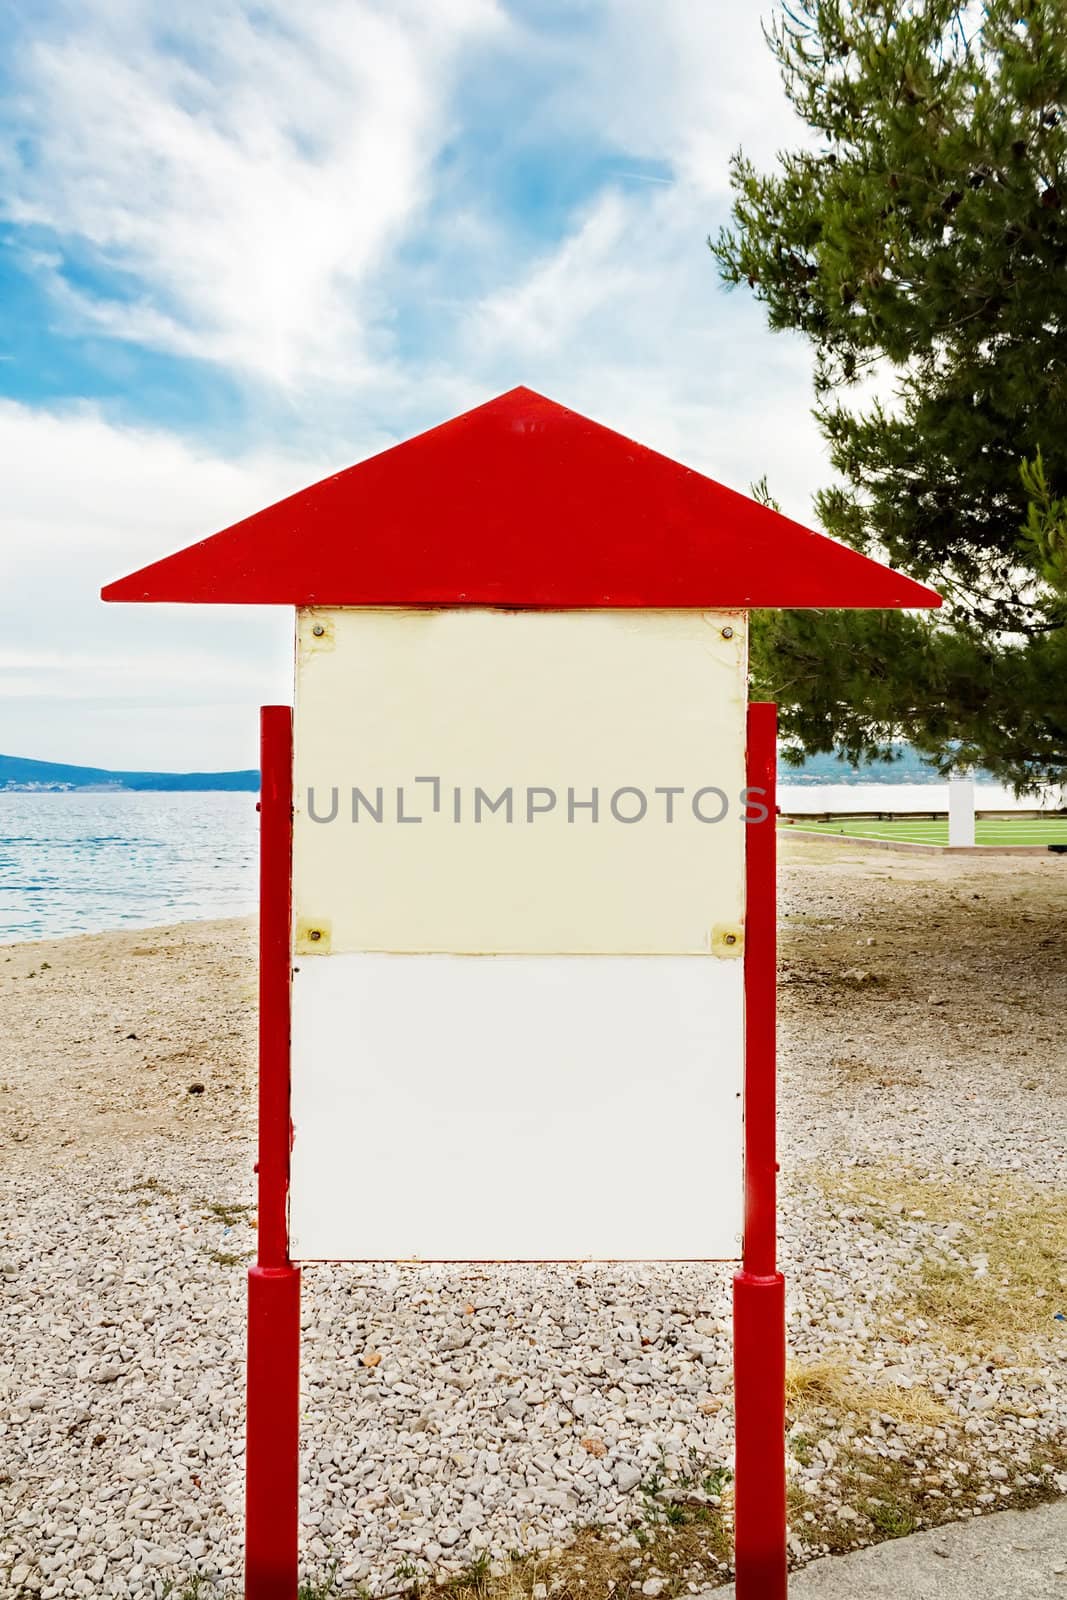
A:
[[0, 0, 826, 771]]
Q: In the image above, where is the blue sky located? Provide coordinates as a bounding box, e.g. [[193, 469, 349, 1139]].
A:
[[0, 0, 825, 769]]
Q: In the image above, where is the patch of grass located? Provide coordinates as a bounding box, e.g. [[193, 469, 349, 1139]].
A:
[[425, 1453, 732, 1600], [786, 1353, 951, 1429], [702, 1466, 731, 1499], [638, 1456, 667, 1522], [788, 1440, 1067, 1561], [125, 1176, 171, 1195], [788, 1455, 918, 1554], [203, 1200, 252, 1227], [828, 1055, 921, 1090], [910, 1227, 1066, 1354], [298, 1572, 341, 1600], [206, 1249, 254, 1267], [434, 1552, 494, 1600], [786, 816, 1067, 846], [816, 1165, 1067, 1356], [866, 1496, 917, 1539], [537, 1521, 729, 1599]]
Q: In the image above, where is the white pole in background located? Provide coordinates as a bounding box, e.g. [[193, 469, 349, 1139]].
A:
[[949, 770, 975, 847]]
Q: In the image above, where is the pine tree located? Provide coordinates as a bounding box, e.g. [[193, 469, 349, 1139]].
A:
[[711, 0, 1067, 784]]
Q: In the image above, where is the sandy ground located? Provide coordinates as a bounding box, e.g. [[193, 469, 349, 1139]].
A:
[[776, 840, 1066, 1175], [0, 917, 257, 1161], [0, 839, 1064, 1597]]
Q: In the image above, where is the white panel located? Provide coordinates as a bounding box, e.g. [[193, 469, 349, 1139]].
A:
[[949, 774, 975, 847], [288, 953, 744, 1262], [292, 608, 747, 955]]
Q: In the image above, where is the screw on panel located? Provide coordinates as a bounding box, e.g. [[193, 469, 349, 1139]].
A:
[[712, 922, 744, 956], [721, 626, 735, 639], [296, 918, 331, 953], [311, 624, 325, 637]]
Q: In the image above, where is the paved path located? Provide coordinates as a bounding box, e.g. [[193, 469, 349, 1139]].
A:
[[715, 1498, 1067, 1597]]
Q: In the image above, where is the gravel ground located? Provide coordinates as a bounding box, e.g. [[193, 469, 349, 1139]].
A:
[[0, 840, 1064, 1598]]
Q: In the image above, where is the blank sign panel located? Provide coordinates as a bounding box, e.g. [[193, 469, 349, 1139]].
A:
[[288, 953, 744, 1262], [292, 607, 747, 956]]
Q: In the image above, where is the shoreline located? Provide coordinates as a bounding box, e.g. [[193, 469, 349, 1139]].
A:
[[0, 910, 257, 952]]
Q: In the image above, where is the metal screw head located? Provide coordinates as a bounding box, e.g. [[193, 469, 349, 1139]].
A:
[[311, 623, 325, 637], [721, 626, 734, 640], [724, 932, 737, 945], [309, 929, 322, 941]]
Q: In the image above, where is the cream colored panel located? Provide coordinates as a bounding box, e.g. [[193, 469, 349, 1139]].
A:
[[288, 953, 744, 1262], [292, 607, 747, 954]]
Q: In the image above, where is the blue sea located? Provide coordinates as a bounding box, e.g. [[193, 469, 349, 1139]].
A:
[[0, 780, 1059, 944], [0, 791, 259, 944]]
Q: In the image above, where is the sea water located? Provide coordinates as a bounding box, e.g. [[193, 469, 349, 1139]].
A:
[[0, 791, 258, 943], [0, 781, 1060, 944]]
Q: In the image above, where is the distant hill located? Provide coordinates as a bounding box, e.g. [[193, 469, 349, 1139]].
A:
[[0, 744, 982, 794], [0, 754, 259, 792], [781, 744, 985, 785]]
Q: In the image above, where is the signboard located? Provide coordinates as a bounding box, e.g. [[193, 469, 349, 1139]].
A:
[[288, 606, 748, 1260], [102, 384, 940, 1600]]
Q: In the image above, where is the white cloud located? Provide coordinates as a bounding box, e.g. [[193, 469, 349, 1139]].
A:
[[474, 192, 639, 355], [3, 1, 809, 397], [0, 647, 269, 696], [520, 0, 806, 195], [0, 400, 326, 564], [3, 0, 505, 385], [0, 400, 344, 767]]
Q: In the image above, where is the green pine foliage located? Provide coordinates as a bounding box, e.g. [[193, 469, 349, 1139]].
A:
[[711, 0, 1067, 785]]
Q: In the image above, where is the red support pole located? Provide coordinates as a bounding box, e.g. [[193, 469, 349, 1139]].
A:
[[733, 701, 787, 1600], [246, 705, 301, 1600]]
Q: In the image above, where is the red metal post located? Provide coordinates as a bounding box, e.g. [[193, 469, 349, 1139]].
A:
[[246, 705, 301, 1600], [733, 701, 787, 1599]]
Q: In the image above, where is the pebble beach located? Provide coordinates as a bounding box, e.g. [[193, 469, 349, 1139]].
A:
[[1, 838, 1064, 1597]]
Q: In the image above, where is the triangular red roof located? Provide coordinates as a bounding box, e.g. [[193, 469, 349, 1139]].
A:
[[102, 387, 940, 609]]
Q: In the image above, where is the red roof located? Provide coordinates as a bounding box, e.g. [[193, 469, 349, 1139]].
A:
[[102, 387, 940, 610]]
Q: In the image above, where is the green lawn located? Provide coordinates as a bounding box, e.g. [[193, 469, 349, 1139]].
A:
[[783, 815, 1067, 846]]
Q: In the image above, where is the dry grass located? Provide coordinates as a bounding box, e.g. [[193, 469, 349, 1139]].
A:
[[786, 1353, 951, 1428], [392, 1525, 731, 1600], [788, 1439, 1067, 1560], [787, 1454, 925, 1553], [909, 1207, 1066, 1353], [815, 1165, 1067, 1356], [402, 1459, 733, 1600], [826, 1055, 921, 1090]]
